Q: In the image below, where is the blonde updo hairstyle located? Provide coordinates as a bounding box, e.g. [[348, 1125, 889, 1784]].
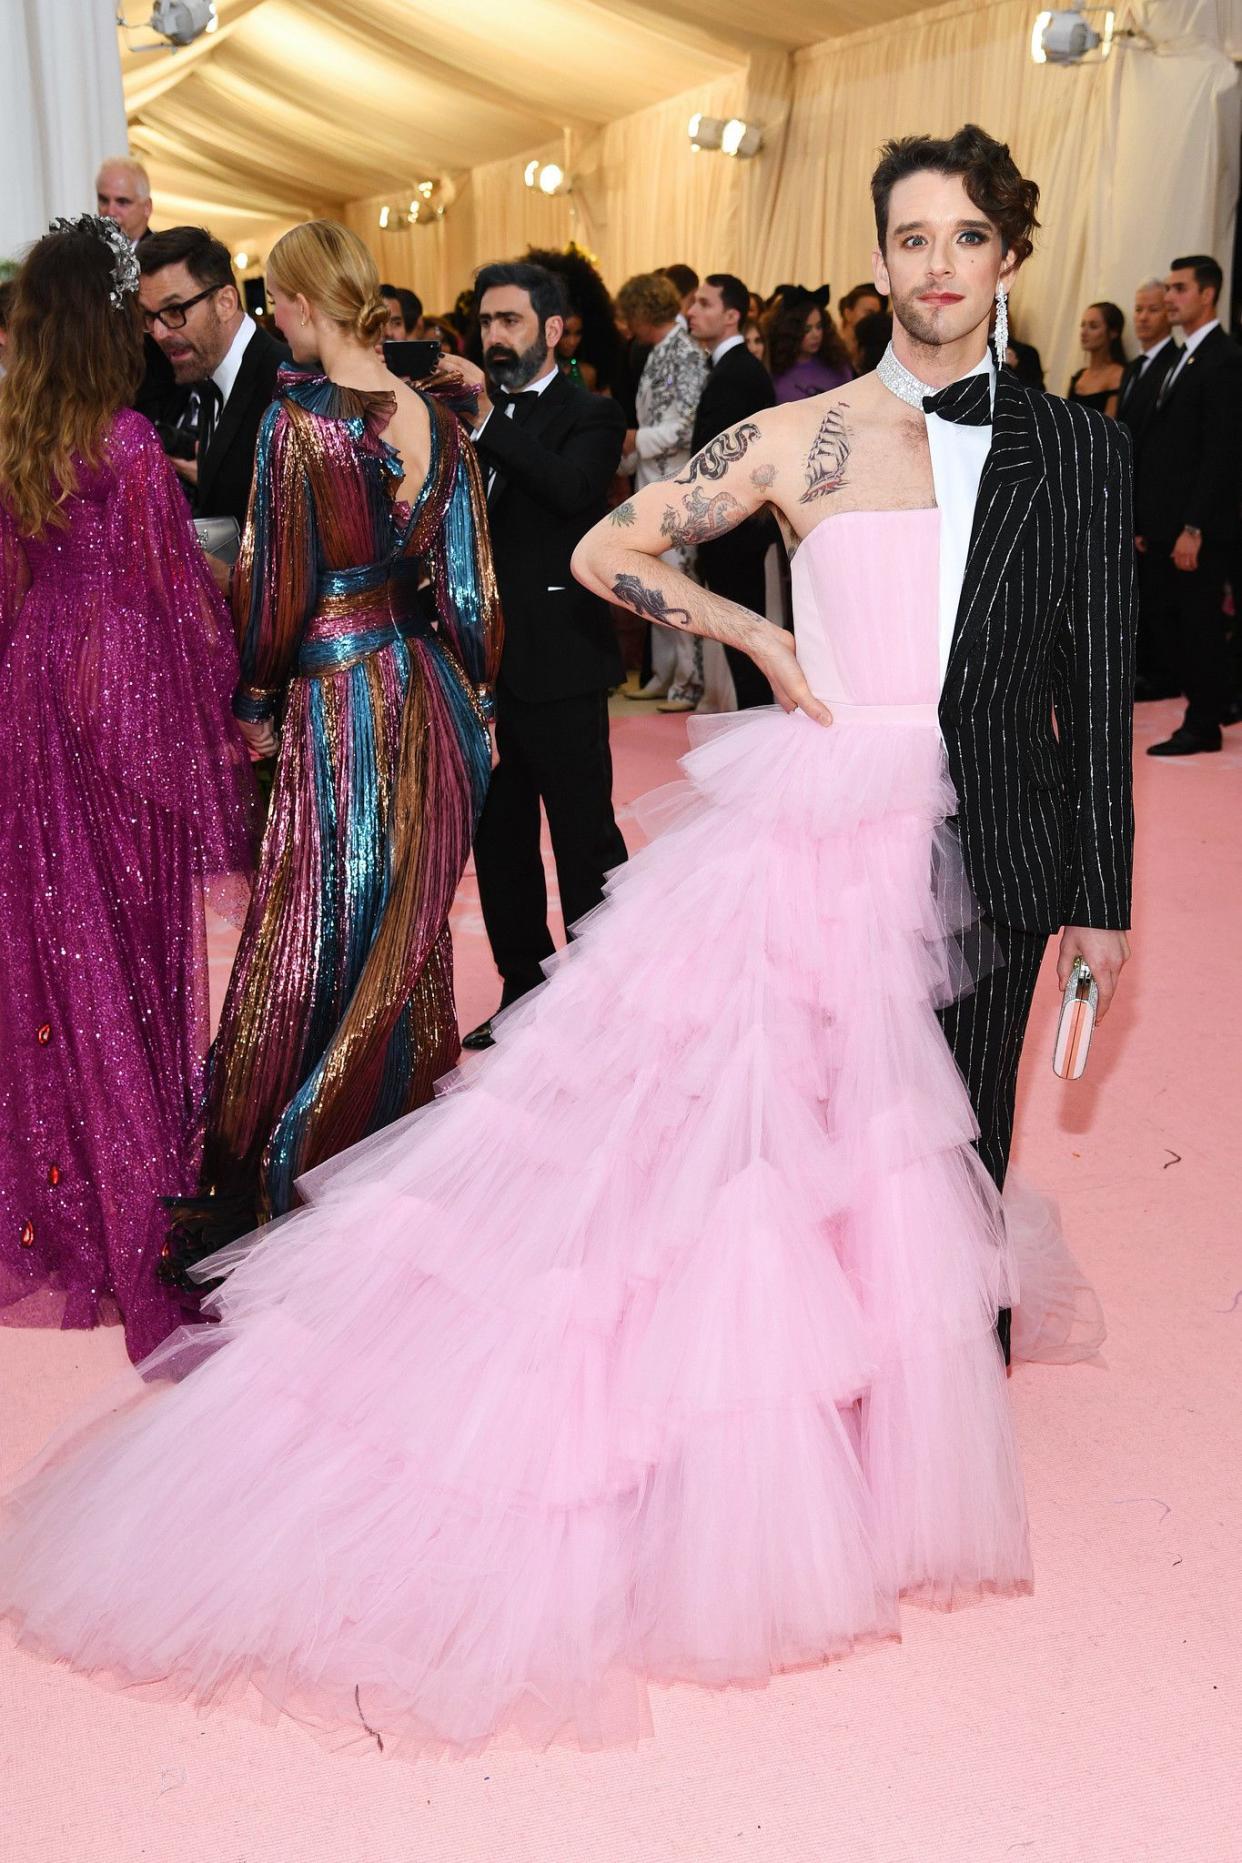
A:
[[267, 219, 389, 347]]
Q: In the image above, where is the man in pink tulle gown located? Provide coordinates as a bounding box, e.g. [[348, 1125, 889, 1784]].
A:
[[579, 126, 1134, 1361]]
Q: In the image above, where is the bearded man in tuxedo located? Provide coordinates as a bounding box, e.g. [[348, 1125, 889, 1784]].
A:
[[440, 262, 628, 1051]]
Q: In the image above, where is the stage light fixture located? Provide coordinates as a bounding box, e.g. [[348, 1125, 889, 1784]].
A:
[[721, 118, 764, 159], [116, 0, 218, 50], [688, 114, 725, 152], [1030, 7, 1116, 63], [523, 160, 570, 196]]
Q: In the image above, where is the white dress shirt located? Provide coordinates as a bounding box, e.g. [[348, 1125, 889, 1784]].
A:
[[710, 333, 746, 367], [925, 348, 995, 682], [212, 315, 257, 410]]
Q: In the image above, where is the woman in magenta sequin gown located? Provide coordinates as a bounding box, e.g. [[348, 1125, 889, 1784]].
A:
[[0, 221, 255, 1362]]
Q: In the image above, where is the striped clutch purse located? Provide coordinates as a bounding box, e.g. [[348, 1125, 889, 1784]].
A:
[[1053, 958, 1099, 1080]]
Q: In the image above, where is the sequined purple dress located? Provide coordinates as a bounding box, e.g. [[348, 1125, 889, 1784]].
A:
[[0, 408, 256, 1362]]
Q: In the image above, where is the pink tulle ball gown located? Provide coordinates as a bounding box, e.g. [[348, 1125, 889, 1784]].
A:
[[0, 507, 1101, 1757]]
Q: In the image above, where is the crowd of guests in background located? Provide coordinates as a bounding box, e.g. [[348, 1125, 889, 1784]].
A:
[[3, 162, 1239, 786], [3, 158, 1239, 749]]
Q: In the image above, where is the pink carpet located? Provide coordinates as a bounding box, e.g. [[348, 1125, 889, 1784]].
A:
[[3, 698, 1239, 1862]]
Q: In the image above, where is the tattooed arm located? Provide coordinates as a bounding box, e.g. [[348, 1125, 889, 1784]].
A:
[[572, 413, 833, 725]]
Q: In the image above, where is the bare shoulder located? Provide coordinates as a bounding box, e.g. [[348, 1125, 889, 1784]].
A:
[[756, 375, 932, 537]]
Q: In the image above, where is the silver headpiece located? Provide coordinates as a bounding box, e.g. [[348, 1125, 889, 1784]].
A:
[[48, 214, 142, 311]]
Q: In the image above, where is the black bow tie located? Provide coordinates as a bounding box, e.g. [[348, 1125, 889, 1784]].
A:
[[922, 373, 992, 427], [493, 386, 541, 407]]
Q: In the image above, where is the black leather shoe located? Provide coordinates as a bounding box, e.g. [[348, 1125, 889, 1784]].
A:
[[1147, 728, 1222, 757], [461, 1019, 495, 1051]]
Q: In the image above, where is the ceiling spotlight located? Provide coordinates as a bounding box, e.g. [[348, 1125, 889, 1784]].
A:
[[523, 160, 569, 195], [149, 0, 217, 44], [688, 114, 725, 152], [1030, 7, 1116, 63], [117, 0, 218, 51], [721, 118, 764, 159], [378, 204, 391, 229], [234, 250, 249, 270]]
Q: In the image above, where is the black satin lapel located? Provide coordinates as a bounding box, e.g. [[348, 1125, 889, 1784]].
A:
[[945, 372, 1045, 676]]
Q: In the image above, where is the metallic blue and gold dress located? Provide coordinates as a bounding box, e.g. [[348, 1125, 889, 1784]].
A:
[[198, 369, 500, 1224]]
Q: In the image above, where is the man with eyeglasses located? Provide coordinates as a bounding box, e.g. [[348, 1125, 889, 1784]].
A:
[[138, 226, 289, 530]]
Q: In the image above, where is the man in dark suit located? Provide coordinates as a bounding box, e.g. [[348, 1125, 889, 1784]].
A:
[[1117, 276, 1180, 699], [1133, 255, 1242, 754], [446, 261, 628, 1050], [686, 272, 778, 707], [576, 127, 1135, 1363], [138, 227, 289, 531]]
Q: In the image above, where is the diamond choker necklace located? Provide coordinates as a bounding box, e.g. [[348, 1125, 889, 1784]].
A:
[[875, 344, 936, 411]]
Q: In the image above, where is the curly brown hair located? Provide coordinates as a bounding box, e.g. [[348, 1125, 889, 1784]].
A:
[[871, 124, 1041, 264], [765, 294, 852, 380], [0, 223, 143, 537], [615, 271, 682, 331]]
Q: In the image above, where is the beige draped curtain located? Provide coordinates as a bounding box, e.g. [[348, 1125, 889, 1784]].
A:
[[0, 0, 128, 255], [343, 138, 573, 313]]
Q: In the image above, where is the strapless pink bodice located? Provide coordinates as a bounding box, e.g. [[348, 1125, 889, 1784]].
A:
[[790, 508, 941, 710]]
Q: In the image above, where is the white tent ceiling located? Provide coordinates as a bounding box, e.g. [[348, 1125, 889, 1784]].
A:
[[121, 0, 939, 247]]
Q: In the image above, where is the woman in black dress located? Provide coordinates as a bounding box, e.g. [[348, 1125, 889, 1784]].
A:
[[1067, 300, 1126, 416]]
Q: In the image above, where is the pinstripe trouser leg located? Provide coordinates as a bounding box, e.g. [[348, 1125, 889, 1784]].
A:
[[937, 919, 1048, 1363]]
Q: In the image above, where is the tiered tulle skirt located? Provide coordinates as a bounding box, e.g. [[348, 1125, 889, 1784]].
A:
[[0, 706, 1040, 1755]]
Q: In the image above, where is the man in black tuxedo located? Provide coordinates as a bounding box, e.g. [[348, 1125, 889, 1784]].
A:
[[139, 227, 289, 531], [1117, 276, 1180, 699], [1134, 255, 1242, 755], [576, 127, 1135, 1363], [686, 272, 778, 707], [445, 262, 628, 1050]]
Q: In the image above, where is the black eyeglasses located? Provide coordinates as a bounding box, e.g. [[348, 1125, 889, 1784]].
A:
[[141, 284, 221, 331]]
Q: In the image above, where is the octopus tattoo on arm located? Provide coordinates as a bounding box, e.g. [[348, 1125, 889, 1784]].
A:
[[800, 403, 851, 504], [674, 422, 762, 485], [611, 573, 694, 631]]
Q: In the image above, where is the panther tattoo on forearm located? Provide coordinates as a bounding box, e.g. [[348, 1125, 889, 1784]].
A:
[[611, 573, 695, 631]]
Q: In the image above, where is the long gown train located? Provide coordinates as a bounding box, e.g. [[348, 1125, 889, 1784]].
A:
[[0, 509, 1100, 1755]]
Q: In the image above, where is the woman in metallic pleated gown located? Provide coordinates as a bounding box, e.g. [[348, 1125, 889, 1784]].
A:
[[181, 222, 501, 1252]]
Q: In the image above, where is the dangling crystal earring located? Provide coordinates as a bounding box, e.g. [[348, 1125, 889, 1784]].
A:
[[994, 283, 1009, 363]]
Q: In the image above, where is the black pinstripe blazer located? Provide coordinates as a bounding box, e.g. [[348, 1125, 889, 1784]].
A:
[[938, 370, 1135, 935]]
